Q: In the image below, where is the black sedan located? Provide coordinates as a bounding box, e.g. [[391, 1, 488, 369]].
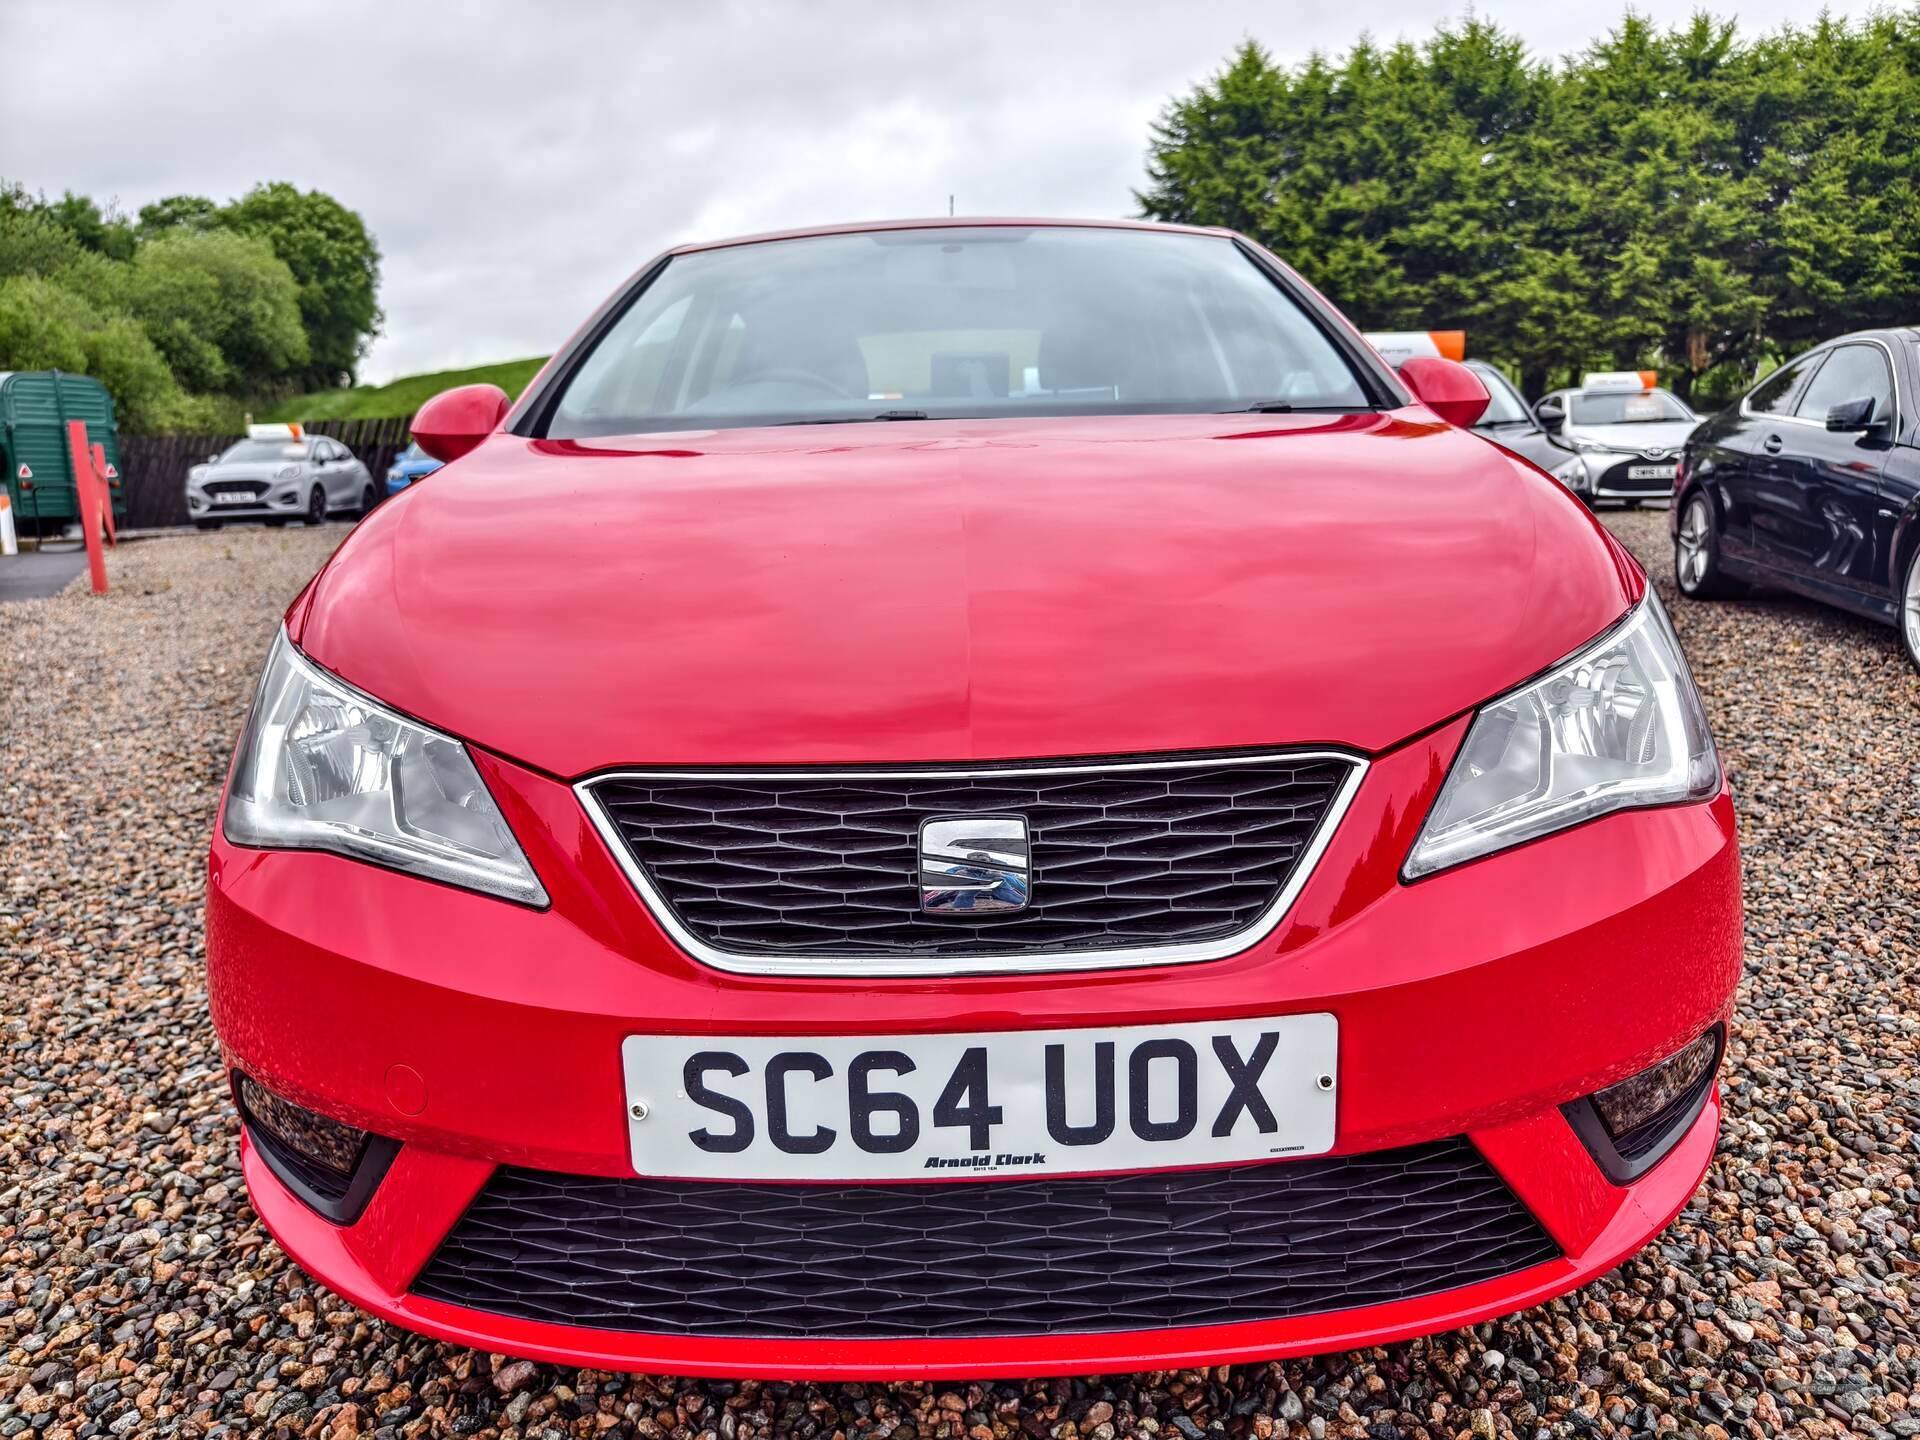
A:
[[1673, 327, 1920, 671]]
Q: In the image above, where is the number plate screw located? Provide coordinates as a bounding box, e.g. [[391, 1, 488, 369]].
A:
[[1316, 1073, 1334, 1091], [629, 1100, 650, 1121]]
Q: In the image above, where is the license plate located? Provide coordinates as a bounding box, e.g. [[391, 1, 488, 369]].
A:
[[214, 493, 257, 505], [1627, 464, 1676, 480], [621, 1014, 1337, 1182]]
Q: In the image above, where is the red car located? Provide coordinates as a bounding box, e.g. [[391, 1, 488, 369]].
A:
[[208, 219, 1739, 1380]]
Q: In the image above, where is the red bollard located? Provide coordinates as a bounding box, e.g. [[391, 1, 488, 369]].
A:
[[90, 442, 117, 547], [66, 419, 108, 594]]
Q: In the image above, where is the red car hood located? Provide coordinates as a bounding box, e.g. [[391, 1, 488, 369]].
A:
[[295, 412, 1640, 777]]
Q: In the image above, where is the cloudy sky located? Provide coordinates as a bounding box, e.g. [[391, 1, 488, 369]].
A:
[[4, 0, 1870, 383]]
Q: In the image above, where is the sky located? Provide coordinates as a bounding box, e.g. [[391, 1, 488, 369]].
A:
[[2, 0, 1875, 384]]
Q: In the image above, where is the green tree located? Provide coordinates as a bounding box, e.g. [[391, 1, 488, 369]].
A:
[[1734, 13, 1920, 352], [124, 229, 309, 393], [0, 204, 89, 280], [1138, 11, 1920, 402], [1138, 24, 1566, 383], [38, 191, 137, 262], [1137, 42, 1299, 245], [220, 182, 381, 385], [0, 177, 380, 427], [137, 194, 219, 236], [0, 276, 204, 430], [1551, 15, 1768, 398]]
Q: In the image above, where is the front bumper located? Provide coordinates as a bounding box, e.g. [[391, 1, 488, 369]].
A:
[[1566, 453, 1679, 500], [189, 486, 306, 520], [208, 716, 1742, 1377]]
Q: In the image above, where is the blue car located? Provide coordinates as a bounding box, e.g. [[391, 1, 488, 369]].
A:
[[385, 442, 443, 496]]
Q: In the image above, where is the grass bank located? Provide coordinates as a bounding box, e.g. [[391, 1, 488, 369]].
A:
[[259, 357, 548, 423]]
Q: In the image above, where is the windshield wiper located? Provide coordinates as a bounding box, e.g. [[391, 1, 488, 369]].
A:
[[1226, 402, 1376, 415], [783, 410, 933, 426]]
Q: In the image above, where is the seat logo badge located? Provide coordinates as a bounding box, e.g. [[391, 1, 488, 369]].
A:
[[919, 816, 1030, 914]]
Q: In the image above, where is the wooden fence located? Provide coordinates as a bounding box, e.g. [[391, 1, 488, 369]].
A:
[[118, 416, 417, 530]]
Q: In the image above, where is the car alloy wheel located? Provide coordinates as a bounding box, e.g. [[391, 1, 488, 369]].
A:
[[1674, 494, 1744, 600], [1902, 546, 1920, 673], [306, 486, 326, 526], [1675, 497, 1712, 594]]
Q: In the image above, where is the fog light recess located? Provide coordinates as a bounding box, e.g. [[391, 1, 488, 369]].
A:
[[232, 1071, 399, 1224], [1563, 1026, 1723, 1185]]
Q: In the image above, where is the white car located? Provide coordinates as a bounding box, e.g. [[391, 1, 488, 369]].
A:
[[1534, 373, 1700, 506], [187, 424, 376, 529]]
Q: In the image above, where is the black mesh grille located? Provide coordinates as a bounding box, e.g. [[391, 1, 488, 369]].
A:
[[587, 756, 1354, 958], [413, 1140, 1559, 1339], [204, 479, 267, 497]]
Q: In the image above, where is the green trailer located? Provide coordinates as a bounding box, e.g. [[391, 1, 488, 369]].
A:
[[0, 371, 128, 534]]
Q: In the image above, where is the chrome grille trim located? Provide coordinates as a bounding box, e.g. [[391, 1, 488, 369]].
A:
[[576, 751, 1367, 978]]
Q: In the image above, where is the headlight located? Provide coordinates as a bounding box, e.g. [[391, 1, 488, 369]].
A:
[[1572, 437, 1616, 454], [1404, 595, 1717, 879], [224, 629, 548, 905], [276, 464, 304, 479]]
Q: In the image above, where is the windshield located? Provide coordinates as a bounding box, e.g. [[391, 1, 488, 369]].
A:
[[543, 227, 1373, 436], [219, 439, 308, 463], [1569, 391, 1692, 425], [1467, 364, 1531, 425]]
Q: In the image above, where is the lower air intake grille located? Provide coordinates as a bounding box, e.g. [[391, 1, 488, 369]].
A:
[[583, 754, 1357, 961], [413, 1139, 1559, 1339], [1595, 458, 1676, 495]]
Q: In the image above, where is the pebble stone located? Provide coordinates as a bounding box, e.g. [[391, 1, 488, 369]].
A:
[[1, 510, 1916, 1439]]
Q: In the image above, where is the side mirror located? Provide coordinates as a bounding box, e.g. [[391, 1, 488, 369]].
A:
[[1399, 357, 1490, 429], [1825, 396, 1880, 433], [413, 383, 511, 463], [1534, 400, 1566, 430]]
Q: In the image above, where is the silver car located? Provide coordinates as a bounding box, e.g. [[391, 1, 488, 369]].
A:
[[187, 428, 376, 529], [1534, 373, 1700, 506]]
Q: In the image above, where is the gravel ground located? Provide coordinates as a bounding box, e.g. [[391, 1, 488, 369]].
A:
[[2, 512, 1917, 1440]]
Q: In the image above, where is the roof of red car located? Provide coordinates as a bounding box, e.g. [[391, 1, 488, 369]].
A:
[[668, 216, 1237, 254]]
